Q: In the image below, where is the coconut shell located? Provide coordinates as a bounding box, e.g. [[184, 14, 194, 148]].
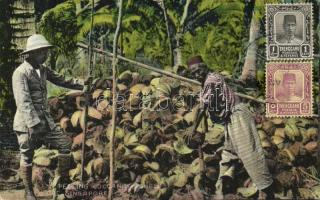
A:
[[60, 116, 72, 132], [103, 89, 111, 100], [91, 107, 103, 119], [96, 99, 109, 111], [143, 161, 160, 171], [72, 133, 84, 149], [71, 110, 82, 128], [304, 141, 317, 153], [118, 70, 132, 82], [262, 121, 275, 134], [284, 123, 300, 141], [307, 127, 318, 139], [92, 89, 104, 99], [271, 135, 284, 149], [274, 128, 285, 138], [261, 139, 271, 148], [130, 83, 146, 96], [133, 145, 152, 158], [71, 150, 82, 163], [271, 118, 284, 125], [141, 172, 162, 197], [258, 130, 267, 140], [117, 84, 128, 92], [33, 157, 51, 167], [133, 112, 142, 127]]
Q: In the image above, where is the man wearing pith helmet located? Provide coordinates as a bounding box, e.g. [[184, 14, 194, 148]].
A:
[[186, 55, 274, 199], [12, 34, 84, 200]]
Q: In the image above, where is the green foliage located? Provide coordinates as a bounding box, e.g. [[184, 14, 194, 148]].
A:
[[47, 82, 69, 98], [39, 1, 78, 64], [182, 1, 246, 73], [77, 6, 115, 38]]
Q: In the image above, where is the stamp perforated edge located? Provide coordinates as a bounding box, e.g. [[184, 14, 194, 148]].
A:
[[265, 61, 314, 118], [265, 3, 314, 61]]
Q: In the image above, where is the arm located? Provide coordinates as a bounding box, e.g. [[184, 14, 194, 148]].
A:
[[12, 71, 41, 128], [46, 67, 84, 90], [191, 102, 208, 133]]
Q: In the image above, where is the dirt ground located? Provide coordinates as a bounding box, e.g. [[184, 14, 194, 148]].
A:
[[0, 189, 53, 200]]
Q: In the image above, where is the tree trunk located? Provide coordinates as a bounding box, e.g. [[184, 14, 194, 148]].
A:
[[161, 0, 173, 67], [173, 0, 191, 67], [10, 0, 36, 53], [240, 11, 259, 83], [174, 33, 183, 66]]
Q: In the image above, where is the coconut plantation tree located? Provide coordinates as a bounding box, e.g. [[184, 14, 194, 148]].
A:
[[158, 0, 245, 66], [240, 0, 282, 83], [180, 1, 246, 73], [77, 0, 170, 67], [40, 0, 166, 69], [39, 0, 79, 71]]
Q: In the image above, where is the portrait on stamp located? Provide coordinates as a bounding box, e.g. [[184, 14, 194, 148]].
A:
[[275, 71, 303, 102], [266, 4, 313, 60], [266, 62, 312, 117], [275, 14, 303, 45]]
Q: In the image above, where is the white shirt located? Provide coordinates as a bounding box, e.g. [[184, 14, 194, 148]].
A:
[[36, 69, 40, 78]]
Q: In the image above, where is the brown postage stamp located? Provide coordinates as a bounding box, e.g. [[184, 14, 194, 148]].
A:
[[266, 62, 313, 117], [266, 4, 313, 60]]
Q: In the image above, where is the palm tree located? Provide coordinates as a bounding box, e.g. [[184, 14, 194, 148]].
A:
[[180, 1, 246, 73], [161, 0, 247, 66], [240, 0, 258, 83], [241, 0, 282, 83]]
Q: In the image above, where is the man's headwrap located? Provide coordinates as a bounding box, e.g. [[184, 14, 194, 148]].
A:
[[187, 55, 206, 73], [200, 73, 236, 121]]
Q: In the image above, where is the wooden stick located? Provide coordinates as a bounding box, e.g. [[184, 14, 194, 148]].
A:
[[298, 168, 320, 183], [108, 0, 123, 199], [77, 43, 266, 104], [81, 0, 95, 183]]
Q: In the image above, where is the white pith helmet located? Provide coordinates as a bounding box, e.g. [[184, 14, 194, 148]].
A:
[[21, 34, 53, 54]]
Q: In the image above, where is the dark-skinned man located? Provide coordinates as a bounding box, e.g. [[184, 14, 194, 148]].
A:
[[12, 34, 89, 200], [185, 56, 274, 199]]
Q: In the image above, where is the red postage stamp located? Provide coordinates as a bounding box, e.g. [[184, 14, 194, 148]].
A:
[[266, 62, 313, 117]]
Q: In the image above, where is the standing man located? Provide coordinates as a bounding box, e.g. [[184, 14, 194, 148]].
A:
[[12, 34, 84, 200], [186, 56, 274, 199]]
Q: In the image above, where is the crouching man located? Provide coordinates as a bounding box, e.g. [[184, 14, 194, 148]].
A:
[[12, 34, 84, 200], [186, 56, 275, 199]]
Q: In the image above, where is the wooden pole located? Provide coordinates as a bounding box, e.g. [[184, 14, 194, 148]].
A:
[[81, 0, 94, 183], [108, 0, 123, 199], [77, 43, 267, 104]]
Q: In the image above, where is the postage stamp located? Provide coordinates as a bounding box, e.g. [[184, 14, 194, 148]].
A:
[[266, 4, 313, 60], [266, 62, 313, 117]]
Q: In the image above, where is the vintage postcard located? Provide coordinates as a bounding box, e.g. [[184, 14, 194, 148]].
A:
[[266, 4, 313, 60], [266, 62, 313, 117], [1, 1, 319, 200]]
